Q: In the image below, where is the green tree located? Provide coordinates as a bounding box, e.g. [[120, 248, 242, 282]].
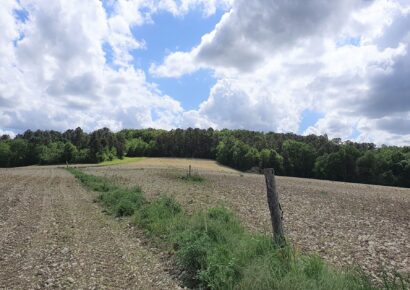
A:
[[216, 136, 236, 166], [242, 147, 260, 171], [260, 149, 284, 174], [282, 140, 316, 177], [9, 139, 30, 166], [313, 144, 361, 182], [356, 151, 377, 184], [38, 142, 65, 164], [63, 142, 78, 163], [126, 138, 149, 156], [0, 142, 11, 167]]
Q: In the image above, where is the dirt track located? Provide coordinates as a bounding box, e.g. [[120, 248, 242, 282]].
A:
[[87, 158, 410, 283], [0, 167, 181, 289]]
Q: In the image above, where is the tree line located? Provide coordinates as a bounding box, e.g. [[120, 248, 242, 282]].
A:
[[1, 127, 409, 187]]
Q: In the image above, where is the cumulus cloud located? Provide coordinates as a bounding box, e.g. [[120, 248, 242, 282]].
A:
[[150, 50, 200, 77], [184, 77, 305, 132], [2, 0, 410, 146], [358, 10, 410, 119], [154, 0, 410, 145], [0, 0, 187, 134], [156, 0, 233, 17], [153, 0, 372, 75]]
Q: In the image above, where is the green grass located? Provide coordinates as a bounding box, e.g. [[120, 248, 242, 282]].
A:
[[179, 173, 205, 182], [68, 168, 408, 290], [67, 168, 145, 217], [98, 157, 145, 166]]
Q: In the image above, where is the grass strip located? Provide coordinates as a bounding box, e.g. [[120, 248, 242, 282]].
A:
[[98, 157, 145, 166], [67, 168, 407, 290]]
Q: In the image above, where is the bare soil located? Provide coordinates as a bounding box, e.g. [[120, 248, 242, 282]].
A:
[[87, 158, 410, 284], [0, 167, 181, 289]]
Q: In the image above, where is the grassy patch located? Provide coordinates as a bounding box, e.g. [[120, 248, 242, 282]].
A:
[[134, 195, 184, 238], [98, 157, 145, 166], [67, 168, 145, 217], [319, 190, 329, 196], [179, 174, 205, 182], [68, 168, 407, 290]]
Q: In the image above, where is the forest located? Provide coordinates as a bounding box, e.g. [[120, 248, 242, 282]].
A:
[[1, 127, 409, 187]]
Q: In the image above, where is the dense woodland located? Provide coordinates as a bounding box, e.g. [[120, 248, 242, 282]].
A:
[[1, 127, 409, 187]]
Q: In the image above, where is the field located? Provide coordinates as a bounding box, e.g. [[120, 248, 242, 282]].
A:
[[0, 166, 180, 289], [1, 158, 409, 288]]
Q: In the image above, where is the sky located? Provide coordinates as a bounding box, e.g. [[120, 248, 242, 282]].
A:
[[0, 0, 410, 145]]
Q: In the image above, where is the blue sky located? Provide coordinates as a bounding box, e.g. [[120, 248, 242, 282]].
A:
[[131, 10, 222, 110], [100, 5, 223, 111], [299, 110, 325, 135]]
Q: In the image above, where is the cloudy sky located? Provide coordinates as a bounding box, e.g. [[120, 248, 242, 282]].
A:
[[0, 0, 409, 145]]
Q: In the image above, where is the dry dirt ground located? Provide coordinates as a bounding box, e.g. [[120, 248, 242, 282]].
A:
[[0, 167, 182, 289], [86, 158, 410, 284]]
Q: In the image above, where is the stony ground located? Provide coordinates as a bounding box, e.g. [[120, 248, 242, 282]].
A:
[[0, 167, 182, 289], [86, 158, 410, 284]]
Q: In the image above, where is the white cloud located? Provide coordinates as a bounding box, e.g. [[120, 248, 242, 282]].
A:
[[0, 129, 15, 138], [156, 0, 233, 17], [154, 0, 410, 145], [150, 50, 200, 77], [189, 78, 303, 132], [2, 0, 410, 147], [0, 0, 184, 134], [153, 0, 372, 75]]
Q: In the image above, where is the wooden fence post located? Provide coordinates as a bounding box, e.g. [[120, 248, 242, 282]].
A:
[[264, 168, 285, 245], [188, 165, 192, 177]]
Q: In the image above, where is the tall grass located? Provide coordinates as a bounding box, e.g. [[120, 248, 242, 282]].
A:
[[67, 168, 407, 290]]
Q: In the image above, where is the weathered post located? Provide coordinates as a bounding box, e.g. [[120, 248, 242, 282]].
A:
[[188, 165, 192, 178], [264, 168, 285, 245]]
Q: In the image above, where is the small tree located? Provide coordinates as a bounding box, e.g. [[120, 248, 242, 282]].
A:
[[0, 142, 11, 167], [63, 142, 77, 163]]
